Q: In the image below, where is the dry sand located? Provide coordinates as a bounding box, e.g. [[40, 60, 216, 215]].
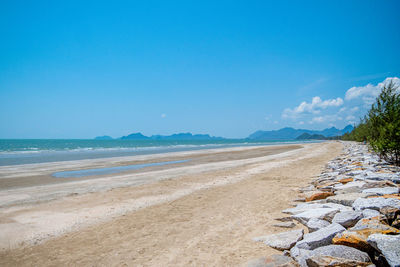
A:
[[0, 142, 342, 266]]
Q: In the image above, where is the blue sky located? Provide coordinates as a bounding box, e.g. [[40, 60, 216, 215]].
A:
[[1, 1, 399, 139]]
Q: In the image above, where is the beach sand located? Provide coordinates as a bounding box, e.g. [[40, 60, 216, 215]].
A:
[[0, 142, 342, 266]]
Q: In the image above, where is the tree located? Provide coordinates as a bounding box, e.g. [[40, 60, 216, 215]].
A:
[[367, 80, 400, 164]]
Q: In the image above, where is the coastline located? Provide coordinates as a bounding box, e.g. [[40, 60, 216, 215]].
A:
[[0, 141, 343, 266]]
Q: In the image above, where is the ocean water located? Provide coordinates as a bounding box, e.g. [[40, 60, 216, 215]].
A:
[[0, 139, 312, 166]]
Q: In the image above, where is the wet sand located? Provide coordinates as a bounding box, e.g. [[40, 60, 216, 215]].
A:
[[0, 142, 342, 266]]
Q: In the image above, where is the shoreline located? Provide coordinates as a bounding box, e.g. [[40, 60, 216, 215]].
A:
[[0, 142, 342, 266]]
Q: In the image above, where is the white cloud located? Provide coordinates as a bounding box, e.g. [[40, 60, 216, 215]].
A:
[[346, 115, 356, 121], [345, 77, 400, 104], [339, 107, 347, 113], [299, 121, 304, 125], [282, 96, 343, 119], [161, 113, 167, 118]]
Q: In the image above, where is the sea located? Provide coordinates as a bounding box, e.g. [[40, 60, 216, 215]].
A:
[[0, 139, 315, 166]]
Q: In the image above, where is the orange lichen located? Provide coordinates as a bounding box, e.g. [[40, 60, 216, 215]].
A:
[[305, 192, 335, 202], [338, 178, 353, 184]]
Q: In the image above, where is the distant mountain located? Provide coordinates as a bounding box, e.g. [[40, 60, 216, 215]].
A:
[[94, 135, 113, 140], [248, 125, 353, 140], [120, 133, 150, 140], [119, 132, 224, 140]]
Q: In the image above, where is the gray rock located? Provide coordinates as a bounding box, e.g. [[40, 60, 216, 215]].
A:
[[292, 208, 339, 224], [253, 229, 304, 251], [326, 193, 370, 206], [295, 223, 345, 250], [274, 216, 293, 222], [352, 197, 400, 211], [306, 218, 330, 232], [362, 209, 381, 218], [282, 202, 349, 215], [332, 210, 363, 228], [290, 246, 313, 267], [273, 222, 296, 228], [306, 245, 371, 266], [245, 254, 297, 267], [367, 234, 400, 267], [335, 181, 366, 191], [362, 187, 399, 196]]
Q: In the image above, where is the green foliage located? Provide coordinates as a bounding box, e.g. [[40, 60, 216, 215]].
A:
[[342, 80, 400, 165]]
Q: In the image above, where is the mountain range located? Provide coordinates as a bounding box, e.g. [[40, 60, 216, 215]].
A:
[[95, 125, 354, 141], [247, 125, 353, 140], [117, 132, 224, 140]]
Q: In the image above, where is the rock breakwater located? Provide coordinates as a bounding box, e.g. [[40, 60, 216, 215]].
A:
[[247, 141, 400, 267]]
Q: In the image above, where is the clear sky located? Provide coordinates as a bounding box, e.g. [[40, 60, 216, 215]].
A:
[[1, 0, 399, 139]]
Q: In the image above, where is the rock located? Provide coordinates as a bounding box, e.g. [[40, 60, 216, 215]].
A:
[[273, 222, 296, 228], [362, 187, 399, 196], [367, 234, 400, 267], [306, 218, 330, 232], [326, 193, 370, 206], [253, 229, 304, 251], [380, 206, 400, 226], [362, 209, 381, 219], [295, 223, 345, 250], [245, 254, 297, 267], [332, 210, 362, 228], [335, 181, 366, 191], [282, 202, 349, 215], [377, 194, 400, 200], [290, 246, 313, 267], [274, 216, 293, 222], [352, 197, 400, 211], [332, 217, 399, 252], [332, 230, 372, 252], [338, 177, 354, 184], [292, 208, 339, 224], [306, 245, 372, 267], [305, 192, 335, 202], [351, 216, 400, 232]]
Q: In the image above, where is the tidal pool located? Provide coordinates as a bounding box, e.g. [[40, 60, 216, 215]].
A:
[[52, 160, 189, 178]]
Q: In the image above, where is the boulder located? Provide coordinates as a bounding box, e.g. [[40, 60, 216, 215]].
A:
[[335, 181, 366, 191], [292, 208, 339, 224], [367, 234, 400, 267], [350, 216, 400, 233], [253, 229, 304, 251], [332, 210, 362, 228], [380, 206, 400, 226], [305, 192, 335, 202], [362, 209, 381, 219], [306, 218, 330, 232], [283, 202, 349, 215], [274, 216, 293, 222], [306, 245, 372, 267], [332, 217, 399, 252], [338, 177, 354, 184], [245, 254, 297, 267], [295, 223, 345, 250], [362, 187, 399, 196], [290, 246, 313, 267], [326, 193, 369, 206], [352, 197, 400, 211], [273, 222, 296, 228]]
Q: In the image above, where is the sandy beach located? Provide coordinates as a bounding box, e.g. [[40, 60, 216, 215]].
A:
[[0, 142, 342, 266]]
